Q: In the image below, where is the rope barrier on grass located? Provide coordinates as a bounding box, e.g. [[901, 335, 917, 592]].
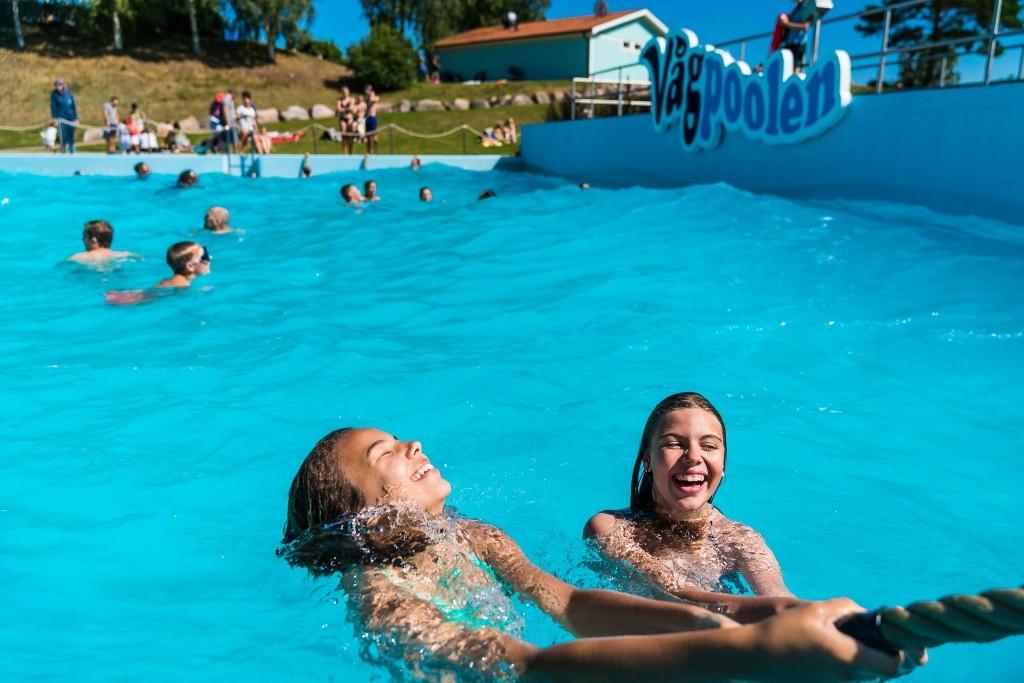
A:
[[838, 585, 1024, 654], [3, 116, 513, 155]]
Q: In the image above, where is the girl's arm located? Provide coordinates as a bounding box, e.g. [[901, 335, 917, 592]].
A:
[[460, 519, 736, 637], [721, 520, 794, 597], [584, 512, 802, 623], [524, 598, 923, 683], [352, 569, 537, 677]]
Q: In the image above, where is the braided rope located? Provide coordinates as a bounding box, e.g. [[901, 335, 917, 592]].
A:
[[880, 586, 1024, 649]]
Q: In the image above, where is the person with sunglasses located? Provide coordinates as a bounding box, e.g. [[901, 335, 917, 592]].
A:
[[154, 242, 212, 288]]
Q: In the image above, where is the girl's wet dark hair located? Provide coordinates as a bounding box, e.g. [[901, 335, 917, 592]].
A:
[[629, 392, 728, 511], [280, 428, 434, 574], [283, 427, 364, 543]]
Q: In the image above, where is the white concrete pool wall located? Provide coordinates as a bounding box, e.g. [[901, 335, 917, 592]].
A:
[[520, 80, 1024, 225], [0, 153, 515, 178]]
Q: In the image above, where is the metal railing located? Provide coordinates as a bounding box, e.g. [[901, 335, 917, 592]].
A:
[[715, 0, 1024, 93], [571, 0, 1024, 117]]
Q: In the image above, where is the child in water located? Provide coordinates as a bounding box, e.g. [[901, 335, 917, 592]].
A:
[[279, 426, 921, 681], [67, 220, 137, 265], [154, 241, 211, 288], [585, 392, 799, 622]]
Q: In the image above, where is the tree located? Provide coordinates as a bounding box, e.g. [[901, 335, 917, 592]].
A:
[[11, 0, 25, 48], [187, 0, 201, 55], [358, 0, 549, 49], [856, 0, 1022, 87], [347, 23, 418, 91], [225, 0, 315, 63]]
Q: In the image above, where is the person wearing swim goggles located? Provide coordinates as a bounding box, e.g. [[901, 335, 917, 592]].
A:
[[154, 242, 212, 288]]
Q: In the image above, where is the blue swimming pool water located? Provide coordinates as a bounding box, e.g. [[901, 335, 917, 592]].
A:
[[2, 165, 1022, 681]]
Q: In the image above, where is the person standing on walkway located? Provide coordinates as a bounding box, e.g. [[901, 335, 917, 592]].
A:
[[102, 96, 119, 154], [50, 77, 79, 154]]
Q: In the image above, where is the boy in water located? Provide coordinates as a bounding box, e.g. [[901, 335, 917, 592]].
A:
[[154, 242, 211, 288], [67, 220, 136, 264]]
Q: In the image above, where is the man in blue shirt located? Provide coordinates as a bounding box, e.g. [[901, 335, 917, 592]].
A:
[[50, 77, 79, 154]]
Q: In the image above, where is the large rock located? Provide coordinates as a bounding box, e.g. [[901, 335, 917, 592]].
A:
[[396, 99, 412, 113], [256, 108, 279, 124], [376, 101, 393, 113], [512, 93, 533, 106], [177, 115, 202, 132], [310, 103, 334, 119], [83, 128, 104, 143], [471, 99, 491, 109], [413, 98, 445, 112], [533, 91, 551, 105], [450, 97, 470, 111], [281, 105, 310, 121]]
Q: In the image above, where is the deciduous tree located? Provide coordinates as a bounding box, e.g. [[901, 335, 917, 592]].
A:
[[856, 0, 1022, 87]]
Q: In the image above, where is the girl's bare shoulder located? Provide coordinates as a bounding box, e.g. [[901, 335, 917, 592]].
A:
[[584, 508, 637, 539]]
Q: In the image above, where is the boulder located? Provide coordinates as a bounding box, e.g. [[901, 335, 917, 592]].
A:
[[512, 93, 533, 106], [256, 108, 279, 124], [83, 128, 104, 143], [155, 122, 174, 138], [450, 97, 470, 111], [178, 115, 202, 132], [533, 91, 551, 105], [397, 99, 412, 113], [470, 100, 491, 109], [376, 101, 394, 113], [281, 105, 310, 121], [414, 98, 445, 112], [310, 103, 334, 119]]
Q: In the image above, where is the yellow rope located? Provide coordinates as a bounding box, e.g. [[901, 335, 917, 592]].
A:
[[879, 586, 1024, 649]]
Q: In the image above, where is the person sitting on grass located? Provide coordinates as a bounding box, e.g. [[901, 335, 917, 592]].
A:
[[278, 426, 925, 682], [67, 220, 137, 265], [154, 241, 211, 288]]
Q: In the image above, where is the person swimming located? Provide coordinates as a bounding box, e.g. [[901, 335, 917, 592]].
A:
[[584, 392, 797, 621], [279, 426, 921, 681]]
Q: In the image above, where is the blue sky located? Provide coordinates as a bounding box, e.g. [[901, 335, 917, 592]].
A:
[[310, 1, 876, 52], [309, 1, 1022, 85]]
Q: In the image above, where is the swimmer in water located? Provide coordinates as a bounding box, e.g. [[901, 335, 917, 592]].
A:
[[154, 241, 211, 288], [363, 179, 381, 202], [203, 206, 235, 234], [134, 162, 151, 179], [585, 392, 799, 622], [419, 186, 432, 203], [279, 426, 922, 681], [340, 183, 363, 204], [177, 169, 199, 188], [67, 220, 137, 265]]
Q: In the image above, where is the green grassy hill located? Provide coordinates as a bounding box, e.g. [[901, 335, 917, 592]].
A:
[[0, 30, 569, 155]]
